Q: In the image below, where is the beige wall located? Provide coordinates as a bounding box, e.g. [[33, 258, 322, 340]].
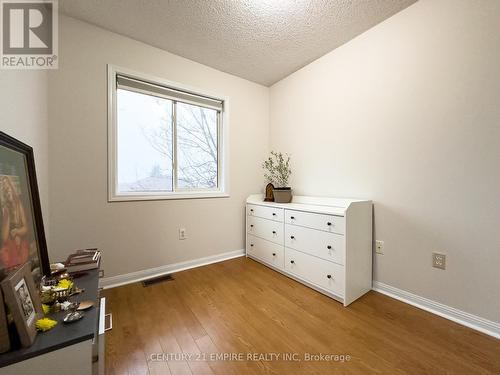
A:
[[269, 0, 500, 322], [48, 16, 269, 276], [0, 71, 50, 234]]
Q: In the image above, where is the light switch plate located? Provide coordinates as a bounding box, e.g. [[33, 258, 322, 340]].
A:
[[375, 240, 384, 255]]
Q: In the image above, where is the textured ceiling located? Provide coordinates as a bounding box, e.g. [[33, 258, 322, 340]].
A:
[[60, 0, 417, 86]]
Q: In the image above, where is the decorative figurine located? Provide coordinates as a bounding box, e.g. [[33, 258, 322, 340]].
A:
[[264, 183, 275, 202]]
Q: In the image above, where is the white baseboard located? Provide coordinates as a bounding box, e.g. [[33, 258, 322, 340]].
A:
[[100, 249, 245, 289], [372, 281, 500, 340]]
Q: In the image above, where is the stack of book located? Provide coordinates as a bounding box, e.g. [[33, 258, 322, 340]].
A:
[[64, 248, 101, 273]]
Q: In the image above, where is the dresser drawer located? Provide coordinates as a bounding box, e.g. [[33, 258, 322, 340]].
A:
[[285, 209, 345, 234], [285, 248, 345, 297], [285, 224, 344, 265], [247, 216, 283, 245], [247, 235, 284, 270], [247, 204, 284, 222]]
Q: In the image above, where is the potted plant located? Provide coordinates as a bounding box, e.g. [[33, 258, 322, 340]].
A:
[[262, 151, 292, 203]]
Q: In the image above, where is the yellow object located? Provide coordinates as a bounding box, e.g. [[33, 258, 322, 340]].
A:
[[36, 318, 57, 332], [42, 304, 50, 314], [57, 279, 74, 290]]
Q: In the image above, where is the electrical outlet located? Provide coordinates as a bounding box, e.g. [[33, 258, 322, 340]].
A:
[[179, 228, 187, 240], [432, 252, 446, 270], [375, 240, 384, 255]]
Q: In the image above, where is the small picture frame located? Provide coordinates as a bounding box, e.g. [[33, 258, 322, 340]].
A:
[[1, 261, 42, 347]]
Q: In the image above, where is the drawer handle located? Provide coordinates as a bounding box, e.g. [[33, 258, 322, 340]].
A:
[[272, 253, 276, 256], [327, 245, 332, 250], [327, 222, 332, 226], [250, 244, 254, 247], [290, 260, 295, 264], [290, 216, 295, 220], [104, 313, 113, 332], [250, 224, 254, 228], [250, 209, 254, 212], [327, 274, 332, 279], [272, 231, 276, 234], [272, 213, 276, 216], [290, 236, 295, 239]]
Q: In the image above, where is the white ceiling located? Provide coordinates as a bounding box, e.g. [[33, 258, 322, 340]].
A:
[[60, 0, 417, 86]]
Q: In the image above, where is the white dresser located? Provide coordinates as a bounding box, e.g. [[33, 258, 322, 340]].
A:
[[246, 194, 372, 306]]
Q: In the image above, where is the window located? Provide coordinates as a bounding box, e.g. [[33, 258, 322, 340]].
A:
[[108, 66, 228, 201]]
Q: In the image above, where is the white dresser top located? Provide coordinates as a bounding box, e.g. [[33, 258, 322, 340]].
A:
[[246, 194, 371, 217]]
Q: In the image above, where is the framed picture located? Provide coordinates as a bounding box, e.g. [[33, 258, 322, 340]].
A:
[[0, 132, 50, 282], [1, 261, 43, 347]]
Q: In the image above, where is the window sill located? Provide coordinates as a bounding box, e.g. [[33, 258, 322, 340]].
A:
[[108, 191, 230, 202]]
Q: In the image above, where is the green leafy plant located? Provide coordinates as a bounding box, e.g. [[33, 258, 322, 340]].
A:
[[262, 151, 292, 188]]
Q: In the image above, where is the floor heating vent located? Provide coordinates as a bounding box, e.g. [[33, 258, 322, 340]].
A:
[[142, 274, 174, 287]]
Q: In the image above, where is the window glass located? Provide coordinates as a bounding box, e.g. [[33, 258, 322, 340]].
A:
[[116, 89, 173, 192]]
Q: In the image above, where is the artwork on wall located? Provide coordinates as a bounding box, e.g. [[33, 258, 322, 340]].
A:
[[0, 132, 50, 282], [1, 261, 43, 347]]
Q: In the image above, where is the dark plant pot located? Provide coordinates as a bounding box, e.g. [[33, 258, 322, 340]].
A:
[[273, 187, 292, 203]]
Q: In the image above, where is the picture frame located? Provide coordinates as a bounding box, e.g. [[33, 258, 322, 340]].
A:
[[1, 261, 43, 347], [0, 132, 50, 282]]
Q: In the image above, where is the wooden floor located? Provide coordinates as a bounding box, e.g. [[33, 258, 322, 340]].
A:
[[103, 257, 500, 375]]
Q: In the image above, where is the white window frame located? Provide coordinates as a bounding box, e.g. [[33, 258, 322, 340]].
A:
[[107, 65, 229, 202]]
